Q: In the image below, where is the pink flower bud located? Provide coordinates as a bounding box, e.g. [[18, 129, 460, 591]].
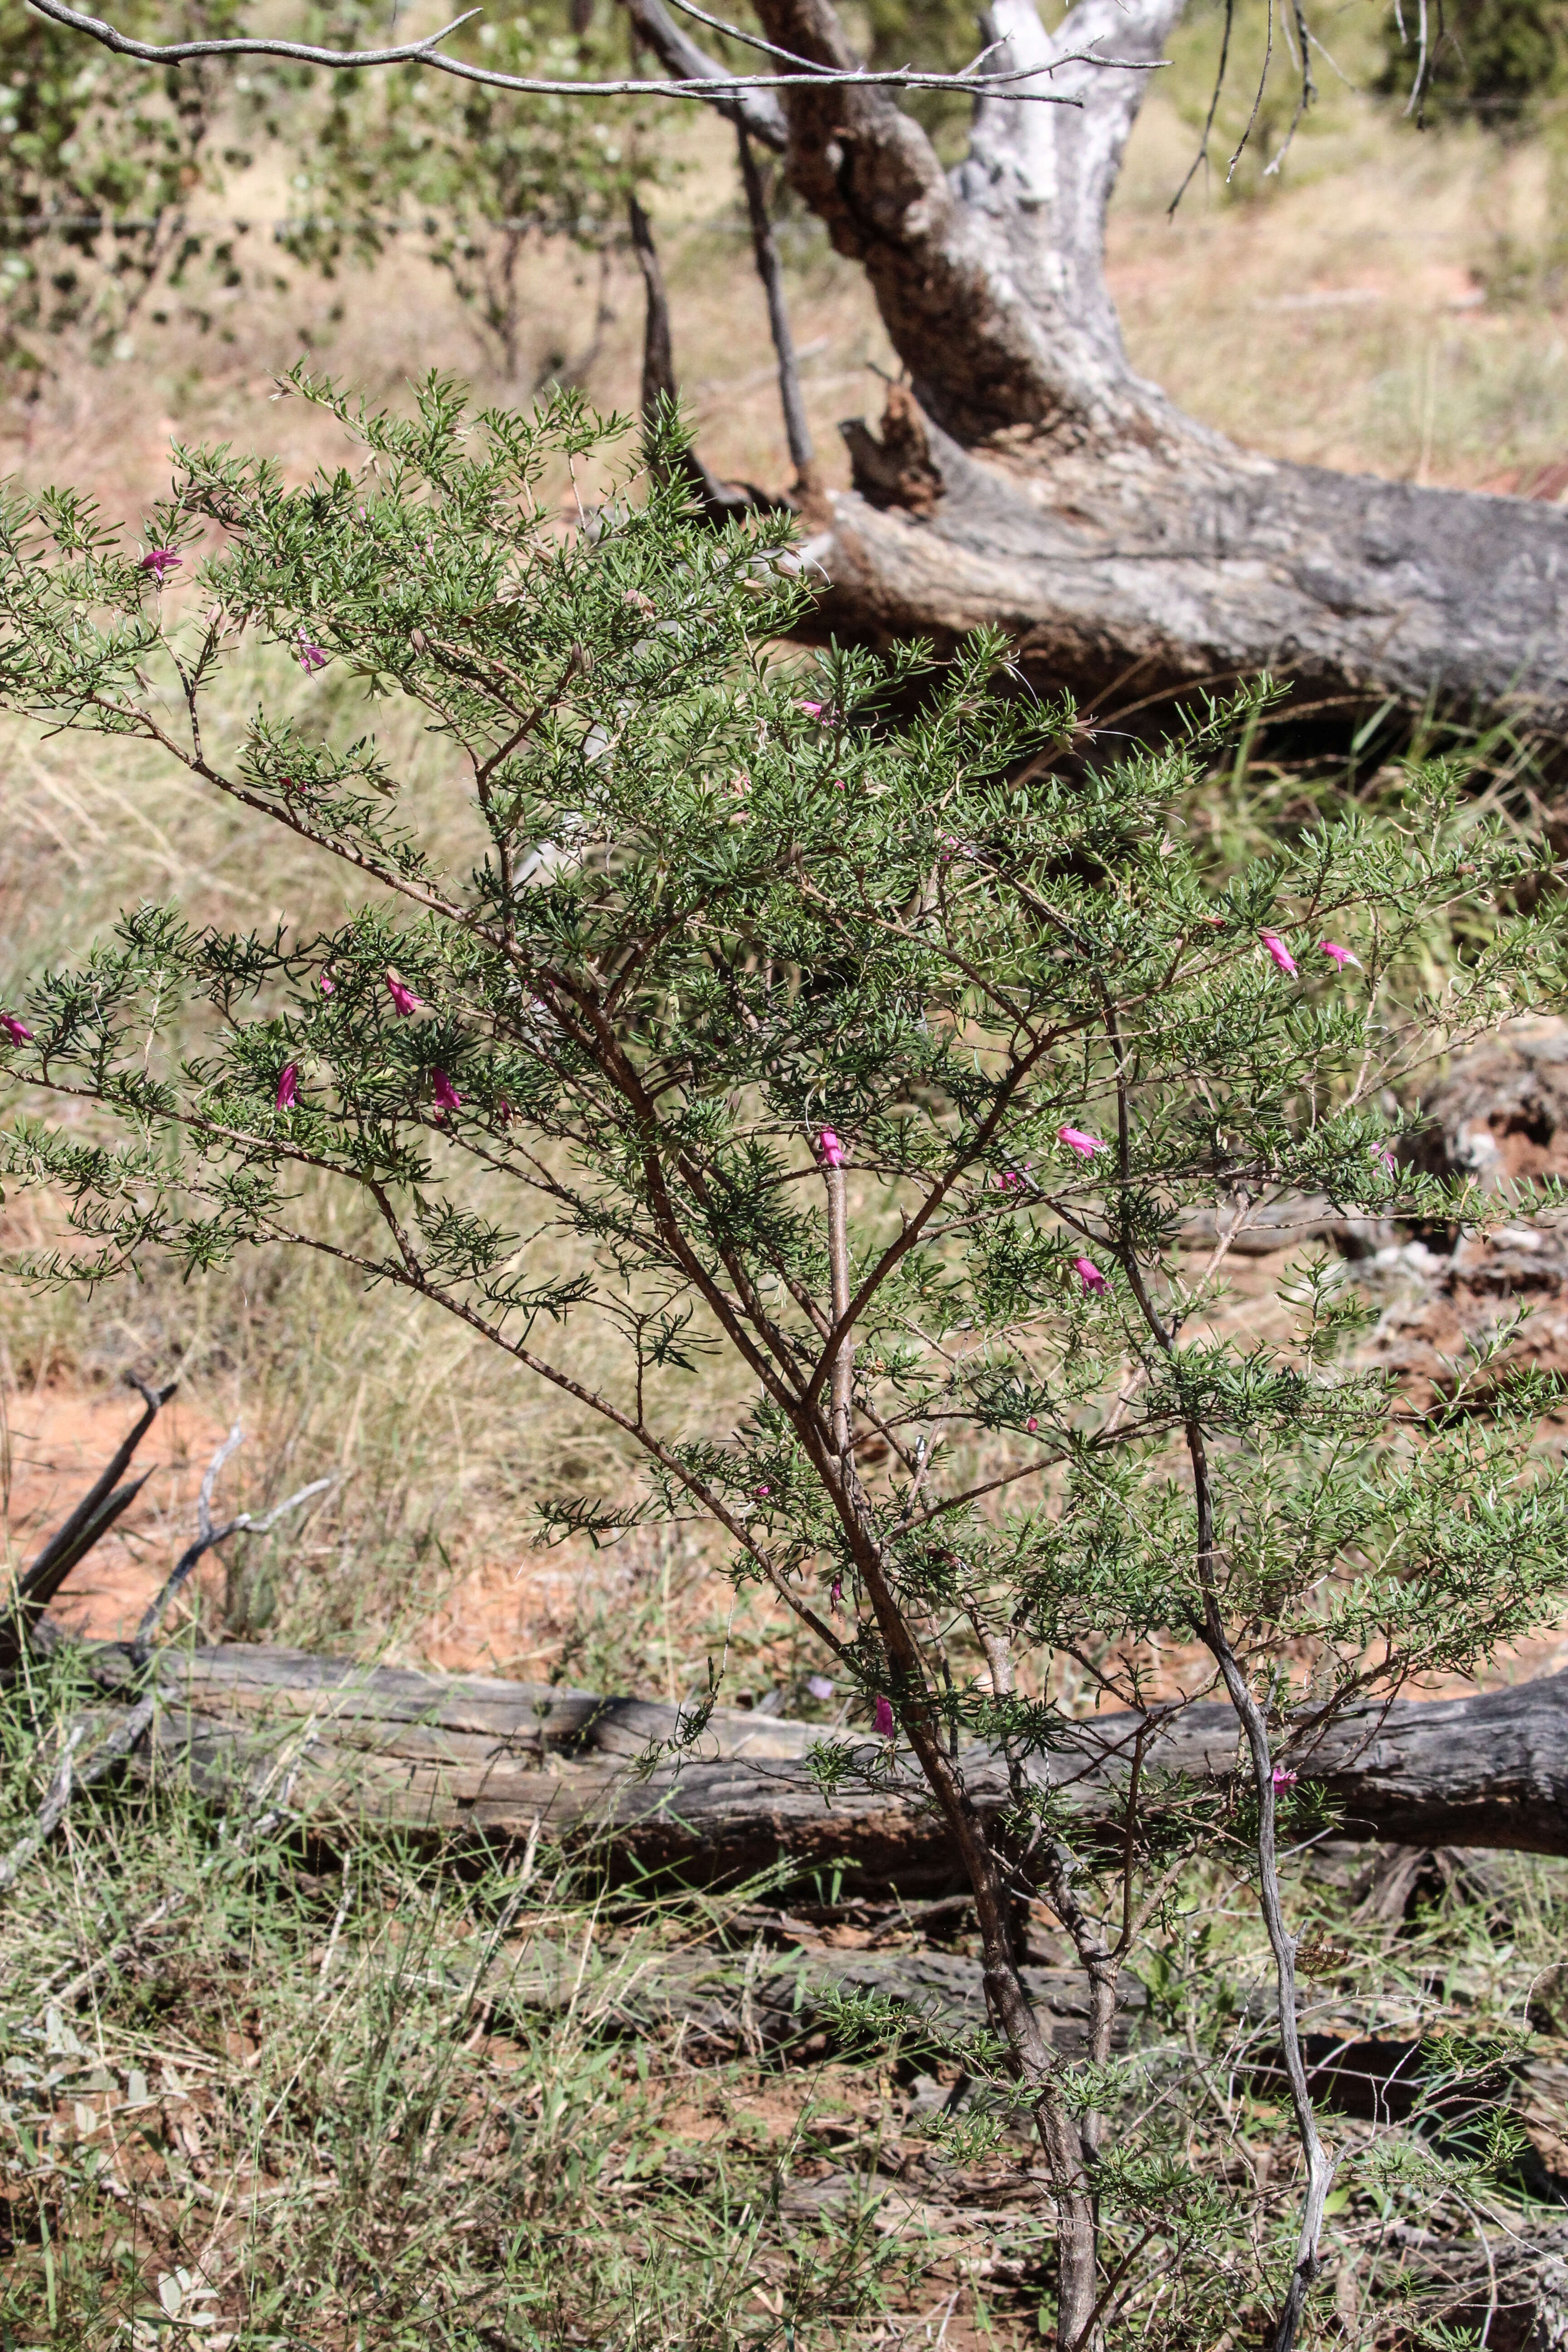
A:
[[830, 1578, 843, 1614], [754, 1483, 771, 1498], [1026, 1415, 1039, 1433], [1260, 931, 1297, 977], [1319, 941, 1360, 970], [275, 1063, 299, 1110], [319, 971, 335, 996], [818, 1127, 847, 1169], [1371, 1140, 1396, 1173], [798, 699, 824, 719], [1073, 1256, 1107, 1295], [385, 971, 422, 1017], [1058, 1125, 1107, 1159], [0, 1010, 33, 1046], [873, 1695, 895, 1740], [431, 1069, 462, 1115]]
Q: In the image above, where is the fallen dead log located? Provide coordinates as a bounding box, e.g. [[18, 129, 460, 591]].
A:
[[57, 1634, 1568, 1885], [459, 1932, 1147, 2057]]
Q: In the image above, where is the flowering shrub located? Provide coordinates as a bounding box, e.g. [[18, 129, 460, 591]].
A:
[[3, 372, 1568, 2350]]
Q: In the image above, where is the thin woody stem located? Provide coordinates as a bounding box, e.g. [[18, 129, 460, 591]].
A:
[[735, 125, 816, 490], [826, 1161, 853, 1457], [1098, 985, 1333, 2352]]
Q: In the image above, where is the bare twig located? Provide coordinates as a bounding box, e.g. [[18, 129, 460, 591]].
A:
[[0, 1695, 157, 1897], [627, 196, 766, 520], [41, 1891, 189, 2011], [1168, 0, 1233, 214], [0, 1725, 83, 1894], [21, 0, 1152, 106], [825, 1160, 853, 1460], [1405, 0, 1431, 119], [130, 1427, 335, 1669], [735, 126, 816, 492]]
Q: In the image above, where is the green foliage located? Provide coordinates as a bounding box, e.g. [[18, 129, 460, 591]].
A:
[[4, 372, 1568, 2342], [0, 0, 265, 371], [276, 2, 666, 380], [1376, 0, 1568, 126], [0, 0, 661, 384]]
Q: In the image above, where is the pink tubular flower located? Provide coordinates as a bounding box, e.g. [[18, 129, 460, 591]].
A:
[[295, 632, 328, 676], [1371, 1139, 1396, 1173], [818, 1126, 847, 1170], [1058, 1124, 1107, 1159], [830, 1578, 843, 1614], [807, 1674, 835, 1702], [1260, 931, 1298, 977], [275, 1063, 299, 1111], [1073, 1255, 1108, 1295], [1319, 940, 1361, 970], [140, 546, 181, 584], [1271, 1764, 1298, 1793], [873, 1695, 896, 1740], [431, 1069, 462, 1115], [1, 1010, 33, 1046], [754, 1484, 771, 1499], [385, 971, 422, 1017], [319, 971, 335, 997], [798, 699, 825, 720], [495, 1097, 514, 1127]]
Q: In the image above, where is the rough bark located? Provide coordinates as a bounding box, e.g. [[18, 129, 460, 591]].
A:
[[66, 1636, 1568, 1883], [647, 0, 1568, 725]]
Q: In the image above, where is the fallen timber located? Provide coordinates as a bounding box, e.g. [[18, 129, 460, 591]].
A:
[[59, 1635, 1568, 1883]]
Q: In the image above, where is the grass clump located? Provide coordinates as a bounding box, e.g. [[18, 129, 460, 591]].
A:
[[0, 1649, 921, 2351]]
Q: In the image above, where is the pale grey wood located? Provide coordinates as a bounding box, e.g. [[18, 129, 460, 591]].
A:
[[748, 0, 1568, 726], [86, 1638, 1568, 1879]]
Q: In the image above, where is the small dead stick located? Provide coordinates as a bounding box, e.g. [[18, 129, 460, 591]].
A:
[[735, 124, 816, 495], [0, 1695, 156, 1896], [626, 193, 776, 520], [824, 1160, 853, 1460], [130, 1426, 334, 1670], [0, 1374, 178, 1673], [0, 1440, 333, 1896], [41, 1889, 188, 2009]]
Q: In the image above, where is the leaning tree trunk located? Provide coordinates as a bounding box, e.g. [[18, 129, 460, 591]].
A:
[[631, 0, 1568, 727]]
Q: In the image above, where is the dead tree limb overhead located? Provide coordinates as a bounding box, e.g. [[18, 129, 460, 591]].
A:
[[65, 1638, 1568, 1885], [631, 0, 1568, 728]]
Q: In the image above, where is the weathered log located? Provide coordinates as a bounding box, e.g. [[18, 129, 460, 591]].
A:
[[66, 1636, 1568, 1883], [468, 1931, 1147, 2054], [629, 0, 1568, 729]]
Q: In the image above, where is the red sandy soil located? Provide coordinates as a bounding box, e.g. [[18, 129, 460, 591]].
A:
[[2, 1382, 233, 1646]]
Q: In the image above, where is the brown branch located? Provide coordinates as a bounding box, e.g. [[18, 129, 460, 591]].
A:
[[735, 126, 817, 493]]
